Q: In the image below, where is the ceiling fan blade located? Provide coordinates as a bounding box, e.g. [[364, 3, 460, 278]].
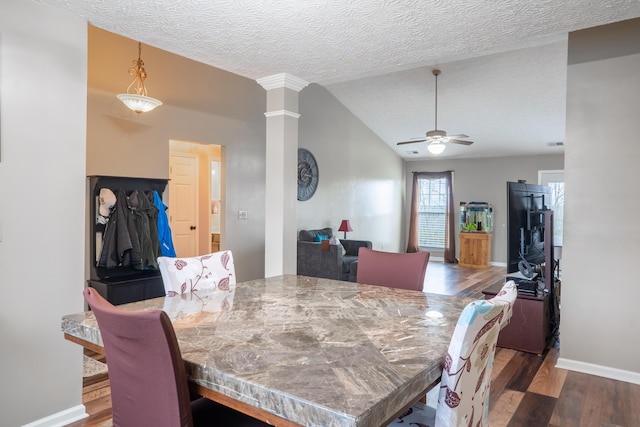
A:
[[449, 139, 474, 146], [446, 134, 469, 139], [397, 139, 428, 146]]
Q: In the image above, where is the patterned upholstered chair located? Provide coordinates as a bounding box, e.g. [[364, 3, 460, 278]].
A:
[[158, 250, 236, 296], [83, 287, 268, 427], [388, 281, 518, 427], [356, 247, 430, 291]]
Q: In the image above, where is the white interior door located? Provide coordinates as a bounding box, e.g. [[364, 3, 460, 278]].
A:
[[169, 153, 199, 257]]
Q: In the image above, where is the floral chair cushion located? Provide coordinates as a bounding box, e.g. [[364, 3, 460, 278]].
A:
[[436, 280, 517, 427], [387, 280, 517, 427], [157, 250, 236, 297]]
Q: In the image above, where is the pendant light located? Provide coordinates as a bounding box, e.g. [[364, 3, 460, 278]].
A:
[[116, 42, 162, 114]]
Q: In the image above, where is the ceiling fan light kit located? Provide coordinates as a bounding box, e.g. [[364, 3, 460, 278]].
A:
[[397, 69, 473, 155], [427, 141, 446, 154]]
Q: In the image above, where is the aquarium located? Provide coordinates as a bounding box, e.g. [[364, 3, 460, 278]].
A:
[[459, 202, 493, 232]]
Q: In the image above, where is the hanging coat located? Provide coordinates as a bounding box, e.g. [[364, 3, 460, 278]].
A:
[[128, 190, 159, 270], [152, 190, 177, 257], [97, 189, 142, 269]]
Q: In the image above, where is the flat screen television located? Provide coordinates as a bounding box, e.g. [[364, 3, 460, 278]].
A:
[[506, 181, 552, 276]]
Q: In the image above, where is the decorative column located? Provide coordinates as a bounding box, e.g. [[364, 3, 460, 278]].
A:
[[257, 73, 308, 278]]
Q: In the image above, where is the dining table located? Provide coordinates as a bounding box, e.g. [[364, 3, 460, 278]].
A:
[[62, 274, 472, 427]]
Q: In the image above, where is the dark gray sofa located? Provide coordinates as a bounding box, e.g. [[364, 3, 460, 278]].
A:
[[297, 228, 372, 281]]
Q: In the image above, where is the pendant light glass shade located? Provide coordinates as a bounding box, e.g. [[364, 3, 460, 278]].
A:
[[427, 141, 446, 155], [117, 93, 162, 114], [117, 42, 162, 114]]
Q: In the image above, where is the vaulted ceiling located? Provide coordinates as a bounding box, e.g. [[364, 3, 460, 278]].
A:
[[36, 0, 640, 159]]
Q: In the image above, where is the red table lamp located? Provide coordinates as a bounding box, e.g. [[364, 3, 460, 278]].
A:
[[338, 220, 353, 239]]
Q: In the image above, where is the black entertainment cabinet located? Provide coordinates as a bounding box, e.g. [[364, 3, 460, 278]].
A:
[[88, 175, 168, 305], [485, 209, 560, 354]]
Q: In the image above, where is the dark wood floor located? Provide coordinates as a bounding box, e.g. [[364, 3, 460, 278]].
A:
[[70, 263, 640, 426]]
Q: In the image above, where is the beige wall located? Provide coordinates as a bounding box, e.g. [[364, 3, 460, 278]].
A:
[[86, 27, 267, 282], [0, 1, 87, 424], [299, 84, 406, 251], [404, 154, 564, 262], [560, 19, 640, 378]]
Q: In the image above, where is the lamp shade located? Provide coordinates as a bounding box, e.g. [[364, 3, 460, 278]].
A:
[[117, 94, 163, 114], [338, 220, 353, 233], [427, 141, 446, 155]]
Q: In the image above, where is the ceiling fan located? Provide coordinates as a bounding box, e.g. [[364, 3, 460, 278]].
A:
[[397, 69, 473, 155]]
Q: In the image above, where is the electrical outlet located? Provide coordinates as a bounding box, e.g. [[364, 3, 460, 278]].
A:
[[238, 210, 248, 220]]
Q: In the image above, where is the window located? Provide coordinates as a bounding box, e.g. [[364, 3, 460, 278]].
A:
[[548, 182, 564, 246], [538, 170, 564, 247], [417, 176, 448, 248]]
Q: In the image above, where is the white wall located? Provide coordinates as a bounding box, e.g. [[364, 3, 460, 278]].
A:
[[405, 154, 564, 261], [560, 19, 640, 380], [0, 1, 88, 425], [298, 84, 405, 251]]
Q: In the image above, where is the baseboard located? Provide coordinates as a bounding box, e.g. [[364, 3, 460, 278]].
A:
[[491, 261, 507, 267], [556, 357, 640, 385], [22, 405, 87, 427]]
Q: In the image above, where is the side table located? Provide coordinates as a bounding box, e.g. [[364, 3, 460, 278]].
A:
[[482, 283, 552, 354]]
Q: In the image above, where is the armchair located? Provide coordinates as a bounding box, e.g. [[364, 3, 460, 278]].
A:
[[297, 228, 372, 281]]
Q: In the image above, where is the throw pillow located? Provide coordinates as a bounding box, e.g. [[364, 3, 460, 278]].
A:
[[334, 237, 347, 255], [315, 234, 329, 242]]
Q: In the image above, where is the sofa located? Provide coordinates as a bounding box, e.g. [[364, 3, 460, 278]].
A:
[[297, 228, 372, 281]]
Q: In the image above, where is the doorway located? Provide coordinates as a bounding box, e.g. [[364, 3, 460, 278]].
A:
[[169, 140, 222, 257]]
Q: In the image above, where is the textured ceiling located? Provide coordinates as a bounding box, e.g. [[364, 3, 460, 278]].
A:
[[34, 0, 640, 159]]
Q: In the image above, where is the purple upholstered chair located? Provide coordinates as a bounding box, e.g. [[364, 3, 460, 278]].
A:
[[387, 281, 518, 427], [356, 247, 430, 291], [83, 287, 268, 427]]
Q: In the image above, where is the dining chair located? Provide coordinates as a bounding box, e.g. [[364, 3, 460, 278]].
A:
[[158, 250, 236, 296], [387, 280, 518, 427], [356, 247, 430, 291], [83, 287, 268, 427]]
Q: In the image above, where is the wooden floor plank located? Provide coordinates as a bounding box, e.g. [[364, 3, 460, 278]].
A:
[[489, 351, 527, 409], [507, 392, 556, 427], [580, 374, 619, 427], [491, 347, 518, 382], [504, 350, 545, 392], [488, 389, 525, 427], [615, 379, 640, 426], [549, 371, 590, 427], [83, 393, 113, 416], [528, 347, 568, 398]]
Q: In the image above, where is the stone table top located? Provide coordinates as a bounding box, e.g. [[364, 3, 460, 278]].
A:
[[62, 274, 472, 427]]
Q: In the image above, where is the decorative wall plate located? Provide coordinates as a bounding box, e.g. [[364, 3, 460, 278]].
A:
[[297, 148, 319, 201]]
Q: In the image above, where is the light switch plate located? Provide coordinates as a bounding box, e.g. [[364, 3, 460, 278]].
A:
[[238, 210, 248, 220]]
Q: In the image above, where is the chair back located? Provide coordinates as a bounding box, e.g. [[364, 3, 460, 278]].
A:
[[435, 281, 517, 427], [158, 250, 236, 296], [83, 287, 193, 427], [356, 247, 430, 291]]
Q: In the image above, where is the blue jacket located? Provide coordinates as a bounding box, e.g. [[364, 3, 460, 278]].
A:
[[152, 190, 176, 257]]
